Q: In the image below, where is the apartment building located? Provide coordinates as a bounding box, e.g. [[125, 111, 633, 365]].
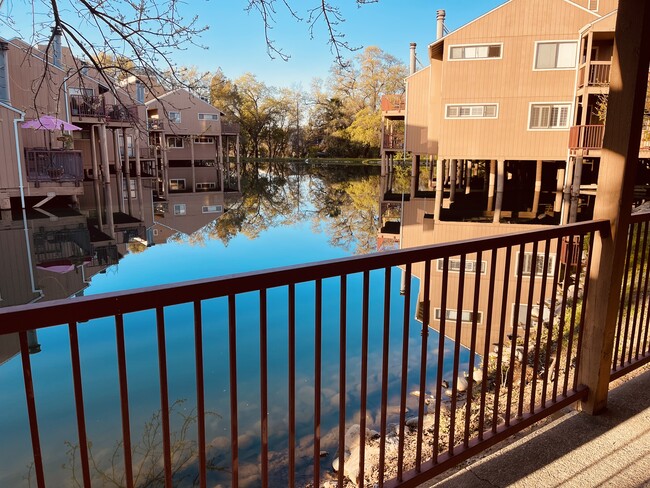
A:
[[378, 0, 649, 349], [144, 88, 241, 202]]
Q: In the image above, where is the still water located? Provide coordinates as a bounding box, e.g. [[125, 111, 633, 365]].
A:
[[0, 163, 470, 486]]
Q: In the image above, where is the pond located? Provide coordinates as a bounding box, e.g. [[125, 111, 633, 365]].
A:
[[0, 163, 471, 487]]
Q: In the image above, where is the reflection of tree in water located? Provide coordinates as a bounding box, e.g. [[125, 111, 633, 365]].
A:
[[203, 163, 380, 254]]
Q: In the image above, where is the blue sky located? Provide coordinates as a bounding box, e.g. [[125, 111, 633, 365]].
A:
[[1, 0, 504, 87]]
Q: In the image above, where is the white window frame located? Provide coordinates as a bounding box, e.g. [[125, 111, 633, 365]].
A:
[[445, 103, 499, 119], [169, 178, 186, 191], [168, 111, 181, 123], [448, 42, 503, 61], [167, 136, 184, 149], [434, 308, 483, 325], [436, 258, 487, 275], [118, 133, 135, 158], [195, 182, 216, 190], [69, 87, 94, 97], [173, 203, 186, 216], [193, 136, 215, 144], [588, 0, 599, 11], [528, 102, 572, 130], [122, 179, 136, 199], [514, 251, 557, 278], [533, 40, 578, 70], [202, 204, 223, 213], [153, 228, 160, 237], [198, 113, 219, 121]]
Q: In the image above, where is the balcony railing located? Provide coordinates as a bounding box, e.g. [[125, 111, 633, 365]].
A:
[[611, 210, 650, 380], [381, 94, 406, 112], [221, 121, 241, 134], [147, 118, 164, 131], [383, 133, 405, 150], [0, 220, 614, 487], [69, 95, 138, 122], [578, 61, 612, 88], [569, 125, 605, 151], [24, 149, 83, 183]]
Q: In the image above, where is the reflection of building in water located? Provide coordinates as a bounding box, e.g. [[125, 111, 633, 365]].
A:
[[151, 192, 241, 244]]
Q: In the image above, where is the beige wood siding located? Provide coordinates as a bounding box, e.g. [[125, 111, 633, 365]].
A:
[[405, 68, 431, 154], [417, 0, 606, 162], [0, 105, 21, 196], [146, 90, 222, 136]]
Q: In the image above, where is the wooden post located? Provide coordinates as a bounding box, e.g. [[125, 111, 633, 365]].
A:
[[562, 157, 574, 224], [123, 128, 133, 216], [236, 134, 241, 192], [411, 154, 419, 196], [190, 136, 196, 193], [449, 158, 457, 203], [434, 158, 444, 221], [579, 0, 650, 415], [465, 160, 472, 195], [569, 155, 583, 223], [134, 128, 143, 221], [554, 167, 565, 212], [90, 125, 104, 230], [487, 160, 496, 211], [218, 135, 225, 193], [532, 159, 542, 215], [493, 159, 504, 223], [98, 124, 115, 238]]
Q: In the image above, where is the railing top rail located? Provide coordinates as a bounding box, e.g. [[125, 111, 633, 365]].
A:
[[630, 209, 650, 223], [0, 219, 609, 333]]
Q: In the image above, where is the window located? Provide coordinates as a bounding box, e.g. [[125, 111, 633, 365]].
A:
[[169, 179, 186, 191], [515, 251, 556, 277], [434, 308, 483, 325], [122, 179, 136, 199], [198, 113, 219, 121], [529, 103, 571, 129], [69, 87, 94, 97], [167, 136, 184, 148], [135, 82, 145, 104], [202, 205, 223, 213], [449, 43, 502, 60], [118, 133, 135, 157], [193, 136, 215, 144], [446, 104, 498, 119], [588, 0, 598, 10], [173, 204, 186, 216], [196, 182, 216, 190], [534, 41, 577, 69], [153, 228, 160, 237], [436, 258, 487, 274], [168, 111, 181, 123]]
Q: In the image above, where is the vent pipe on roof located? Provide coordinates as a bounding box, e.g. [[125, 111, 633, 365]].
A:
[[436, 10, 446, 40], [0, 41, 9, 103], [409, 43, 417, 75], [52, 25, 62, 68]]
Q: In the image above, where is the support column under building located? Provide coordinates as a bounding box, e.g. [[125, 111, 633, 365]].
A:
[[493, 159, 505, 223], [90, 125, 104, 230], [434, 158, 444, 221], [98, 124, 115, 238], [411, 154, 419, 196], [191, 137, 196, 193], [569, 155, 584, 223], [123, 128, 133, 216], [487, 160, 496, 211], [449, 159, 457, 203], [113, 129, 125, 213], [532, 160, 542, 215]]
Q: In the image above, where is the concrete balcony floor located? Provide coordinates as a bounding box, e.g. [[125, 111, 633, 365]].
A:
[[425, 366, 650, 488]]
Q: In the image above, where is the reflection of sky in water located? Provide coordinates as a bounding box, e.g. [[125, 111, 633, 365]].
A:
[[0, 175, 471, 487]]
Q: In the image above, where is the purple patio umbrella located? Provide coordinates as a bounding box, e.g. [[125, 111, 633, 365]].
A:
[[22, 115, 82, 149], [22, 115, 82, 131]]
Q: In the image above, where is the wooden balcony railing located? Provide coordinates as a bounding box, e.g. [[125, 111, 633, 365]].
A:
[[69, 95, 138, 122], [147, 118, 164, 131], [221, 121, 241, 134], [381, 94, 406, 112], [0, 220, 614, 487], [578, 62, 612, 88], [569, 125, 605, 151], [24, 148, 83, 183], [383, 133, 404, 150]]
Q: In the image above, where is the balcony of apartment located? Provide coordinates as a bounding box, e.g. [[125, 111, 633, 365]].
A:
[[24, 148, 83, 186], [381, 94, 406, 118], [147, 118, 164, 131], [569, 125, 650, 156], [69, 95, 138, 125], [382, 133, 405, 151], [221, 120, 241, 135], [577, 61, 612, 94]]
